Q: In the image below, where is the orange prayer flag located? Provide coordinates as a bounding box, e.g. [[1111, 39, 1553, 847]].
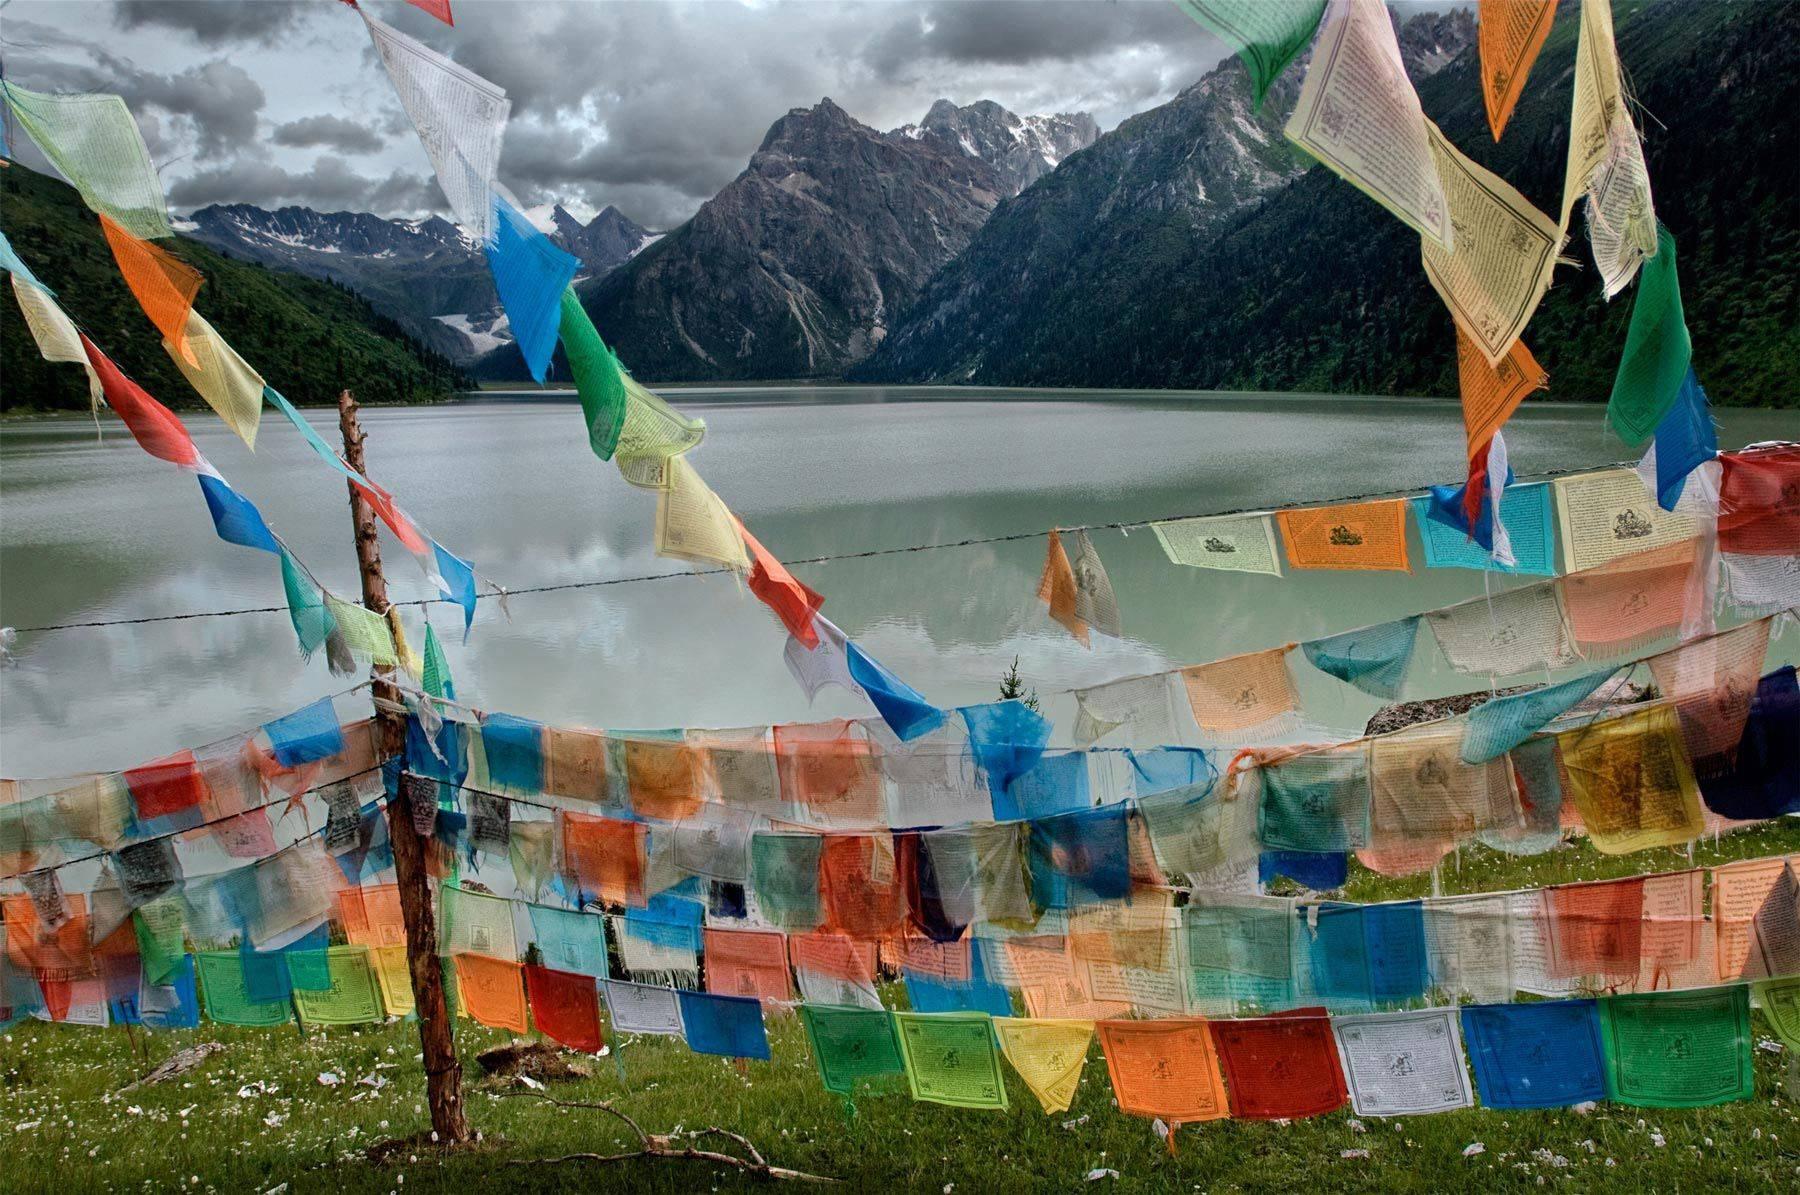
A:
[[1178, 645, 1301, 741], [1277, 499, 1411, 572], [623, 736, 708, 823], [1458, 329, 1547, 460], [99, 214, 202, 361], [1096, 1019, 1230, 1124], [451, 953, 529, 1034], [1478, 0, 1556, 140], [559, 810, 646, 906], [1037, 529, 1088, 645], [737, 517, 824, 647]]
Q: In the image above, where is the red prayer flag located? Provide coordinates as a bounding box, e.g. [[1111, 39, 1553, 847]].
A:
[[79, 336, 200, 467], [1210, 1007, 1348, 1120], [405, 0, 455, 26], [738, 518, 823, 647], [524, 964, 603, 1053], [124, 749, 209, 819], [1718, 446, 1800, 555]]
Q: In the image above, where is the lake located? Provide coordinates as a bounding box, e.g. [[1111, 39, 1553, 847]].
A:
[[2, 387, 1794, 776]]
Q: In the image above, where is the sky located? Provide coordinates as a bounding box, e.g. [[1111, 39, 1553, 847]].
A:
[[0, 0, 1244, 228]]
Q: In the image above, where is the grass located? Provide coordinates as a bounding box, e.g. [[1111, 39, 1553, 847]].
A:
[[4, 821, 1800, 1194]]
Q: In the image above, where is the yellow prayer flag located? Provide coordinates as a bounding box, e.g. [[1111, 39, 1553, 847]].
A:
[[163, 310, 263, 449], [993, 1017, 1095, 1115], [1558, 704, 1704, 855]]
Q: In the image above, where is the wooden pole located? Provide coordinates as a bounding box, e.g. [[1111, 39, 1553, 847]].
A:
[[336, 389, 470, 1145]]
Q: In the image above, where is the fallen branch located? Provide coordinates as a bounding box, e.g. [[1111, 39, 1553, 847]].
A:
[[117, 1042, 225, 1093], [493, 1088, 838, 1184]]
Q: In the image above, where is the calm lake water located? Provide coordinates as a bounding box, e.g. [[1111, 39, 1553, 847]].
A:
[[2, 387, 1794, 776]]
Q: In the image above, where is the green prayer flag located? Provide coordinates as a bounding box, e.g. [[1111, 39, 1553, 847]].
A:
[[133, 897, 186, 987], [1755, 977, 1800, 1050], [327, 597, 397, 667], [750, 833, 823, 930], [1600, 985, 1753, 1107], [3, 82, 174, 240], [558, 288, 628, 461], [893, 1011, 1009, 1110], [281, 550, 335, 657], [422, 622, 455, 701], [292, 947, 385, 1025], [195, 951, 294, 1027], [1173, 0, 1327, 110], [1606, 226, 1690, 445], [801, 1003, 906, 1094]]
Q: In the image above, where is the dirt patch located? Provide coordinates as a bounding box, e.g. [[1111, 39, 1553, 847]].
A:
[[475, 1041, 591, 1083]]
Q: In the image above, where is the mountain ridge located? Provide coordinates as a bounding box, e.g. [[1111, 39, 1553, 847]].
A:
[[1, 163, 471, 412], [854, 0, 1798, 408]]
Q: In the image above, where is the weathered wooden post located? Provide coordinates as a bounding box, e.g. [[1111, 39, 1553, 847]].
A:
[[336, 389, 469, 1144]]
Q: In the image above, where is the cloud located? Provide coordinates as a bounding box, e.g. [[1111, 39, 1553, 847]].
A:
[[272, 114, 386, 155], [863, 0, 1199, 78], [76, 52, 268, 159], [168, 155, 430, 213], [112, 0, 310, 46]]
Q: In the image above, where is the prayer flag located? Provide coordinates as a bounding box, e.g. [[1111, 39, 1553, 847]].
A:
[[1277, 500, 1410, 571], [1607, 226, 1690, 445], [993, 1017, 1094, 1115], [677, 989, 770, 1060], [1460, 667, 1619, 764], [1562, 0, 1657, 297], [801, 1003, 905, 1093], [1460, 999, 1608, 1108], [2, 83, 173, 239], [846, 641, 946, 742], [604, 979, 683, 1036], [655, 458, 749, 571], [1173, 1, 1324, 109], [1599, 986, 1753, 1107], [1285, 0, 1451, 250], [1330, 1008, 1473, 1116], [99, 216, 202, 361], [526, 903, 609, 979], [1413, 481, 1557, 575], [79, 336, 199, 466], [1097, 1018, 1229, 1124], [291, 947, 383, 1026], [163, 311, 262, 448], [1257, 745, 1370, 853], [1037, 530, 1086, 645], [1646, 369, 1717, 511], [123, 751, 208, 820], [750, 832, 823, 930], [557, 290, 628, 460], [485, 193, 579, 382], [195, 951, 291, 1027], [1756, 977, 1800, 1050], [263, 699, 346, 767], [893, 1011, 1009, 1110], [1301, 617, 1419, 700], [525, 964, 603, 1053], [1557, 704, 1704, 854], [1456, 330, 1547, 468], [1718, 446, 1800, 555], [1478, 0, 1555, 140], [1178, 646, 1300, 743], [451, 953, 528, 1034], [704, 927, 793, 1003], [196, 472, 280, 554], [1424, 581, 1576, 677], [1211, 1008, 1348, 1119], [360, 7, 509, 240], [1151, 512, 1283, 575]]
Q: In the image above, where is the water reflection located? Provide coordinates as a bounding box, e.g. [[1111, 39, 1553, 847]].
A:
[[2, 391, 1794, 775]]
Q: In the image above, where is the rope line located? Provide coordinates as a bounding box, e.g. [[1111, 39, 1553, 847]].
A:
[[7, 458, 1626, 635]]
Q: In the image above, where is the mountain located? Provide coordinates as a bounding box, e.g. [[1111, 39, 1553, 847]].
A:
[[481, 96, 1099, 382], [892, 99, 1100, 196], [185, 201, 652, 362], [856, 1, 1798, 409], [1, 162, 471, 412]]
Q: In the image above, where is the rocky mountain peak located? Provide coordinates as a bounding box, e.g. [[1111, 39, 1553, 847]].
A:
[[891, 98, 1099, 196]]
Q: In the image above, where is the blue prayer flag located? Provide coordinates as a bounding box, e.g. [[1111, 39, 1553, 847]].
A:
[[1412, 483, 1557, 575], [624, 891, 705, 952], [846, 641, 946, 741], [432, 540, 480, 636], [677, 989, 771, 1060], [960, 701, 1052, 819], [1460, 668, 1619, 764], [140, 955, 201, 1030], [196, 473, 280, 554], [904, 947, 1013, 1017], [1651, 368, 1718, 510], [1029, 804, 1132, 904], [0, 229, 49, 292], [485, 194, 580, 383], [1461, 1000, 1608, 1109], [1301, 616, 1420, 699], [1699, 667, 1800, 820], [528, 903, 610, 978], [263, 697, 346, 767], [481, 712, 546, 792], [1004, 751, 1090, 821], [1258, 850, 1347, 890], [1125, 747, 1214, 797]]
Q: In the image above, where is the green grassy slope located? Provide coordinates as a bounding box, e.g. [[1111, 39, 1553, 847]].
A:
[[1, 164, 471, 412]]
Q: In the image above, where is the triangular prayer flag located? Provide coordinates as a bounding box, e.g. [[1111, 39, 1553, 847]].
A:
[[994, 1017, 1094, 1115], [1607, 226, 1690, 445], [1478, 0, 1555, 140]]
